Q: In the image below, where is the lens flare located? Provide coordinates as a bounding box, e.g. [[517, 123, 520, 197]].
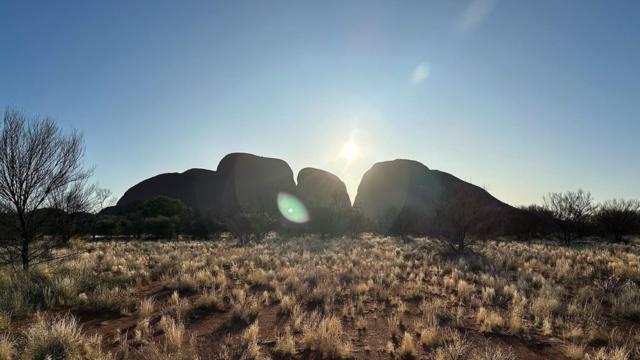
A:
[[277, 192, 309, 223]]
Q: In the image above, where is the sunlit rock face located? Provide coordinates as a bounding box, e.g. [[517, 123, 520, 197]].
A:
[[217, 153, 297, 216], [353, 159, 512, 232], [115, 168, 222, 214]]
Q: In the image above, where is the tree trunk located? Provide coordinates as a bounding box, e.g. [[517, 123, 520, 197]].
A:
[[457, 237, 465, 253], [21, 234, 29, 270], [615, 233, 622, 243]]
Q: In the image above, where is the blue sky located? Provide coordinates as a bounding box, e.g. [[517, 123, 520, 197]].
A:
[[1, 0, 639, 205]]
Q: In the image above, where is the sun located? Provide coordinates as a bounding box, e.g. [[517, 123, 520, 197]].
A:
[[341, 140, 360, 161]]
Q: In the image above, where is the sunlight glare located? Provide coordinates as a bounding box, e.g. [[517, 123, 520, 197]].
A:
[[341, 140, 360, 162]]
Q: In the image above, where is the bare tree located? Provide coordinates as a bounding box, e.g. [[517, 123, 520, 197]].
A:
[[348, 207, 371, 239], [511, 205, 555, 241], [308, 193, 350, 239], [223, 210, 276, 245], [597, 199, 640, 243], [390, 206, 428, 242], [543, 189, 596, 245], [433, 188, 495, 253], [91, 187, 114, 240], [48, 180, 96, 242], [0, 109, 92, 269]]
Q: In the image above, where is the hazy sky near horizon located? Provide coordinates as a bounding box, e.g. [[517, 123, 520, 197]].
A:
[[1, 0, 639, 206]]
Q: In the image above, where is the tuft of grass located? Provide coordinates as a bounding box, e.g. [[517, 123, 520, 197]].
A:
[[159, 315, 185, 353], [457, 280, 475, 300], [397, 332, 417, 359], [477, 307, 504, 333], [0, 335, 14, 360], [273, 326, 296, 358], [23, 314, 105, 360], [471, 345, 517, 360], [419, 325, 444, 348], [138, 297, 155, 318], [590, 347, 630, 360], [563, 343, 586, 360], [242, 321, 261, 359], [434, 331, 470, 360], [0, 270, 54, 317], [302, 314, 352, 359], [611, 282, 640, 320]]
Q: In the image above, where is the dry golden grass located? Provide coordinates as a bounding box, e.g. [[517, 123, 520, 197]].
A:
[[302, 314, 352, 359], [0, 334, 14, 360], [138, 297, 155, 318], [1, 235, 640, 358], [274, 326, 296, 358], [159, 315, 185, 352], [397, 332, 417, 359], [23, 314, 106, 360], [563, 342, 586, 359]]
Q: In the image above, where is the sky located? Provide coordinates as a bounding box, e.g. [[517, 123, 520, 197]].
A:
[[1, 0, 639, 206]]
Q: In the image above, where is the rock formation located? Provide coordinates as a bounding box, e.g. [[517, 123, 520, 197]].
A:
[[352, 159, 512, 232]]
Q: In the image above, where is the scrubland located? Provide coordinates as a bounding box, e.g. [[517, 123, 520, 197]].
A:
[[1, 235, 640, 359]]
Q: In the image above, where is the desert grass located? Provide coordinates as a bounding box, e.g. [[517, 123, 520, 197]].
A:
[[22, 314, 107, 360], [0, 235, 639, 358], [0, 334, 14, 360]]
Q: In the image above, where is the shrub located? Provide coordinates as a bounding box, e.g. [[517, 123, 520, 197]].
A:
[[596, 199, 640, 243]]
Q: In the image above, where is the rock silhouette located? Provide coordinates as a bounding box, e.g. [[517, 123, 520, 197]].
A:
[[115, 168, 221, 214], [113, 154, 513, 233], [217, 153, 296, 216], [296, 167, 351, 216], [353, 159, 512, 232], [113, 153, 297, 218]]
